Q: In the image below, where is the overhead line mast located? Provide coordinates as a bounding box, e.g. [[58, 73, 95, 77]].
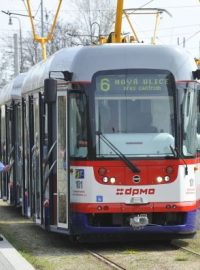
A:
[[114, 0, 124, 43], [104, 0, 171, 44], [26, 0, 63, 60]]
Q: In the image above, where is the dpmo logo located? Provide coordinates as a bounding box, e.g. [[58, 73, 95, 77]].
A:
[[116, 188, 155, 196]]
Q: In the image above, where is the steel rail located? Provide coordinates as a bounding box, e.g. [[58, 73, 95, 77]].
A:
[[87, 249, 127, 270], [171, 243, 200, 257]]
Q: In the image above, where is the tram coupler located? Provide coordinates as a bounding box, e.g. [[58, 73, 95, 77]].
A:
[[129, 214, 149, 229]]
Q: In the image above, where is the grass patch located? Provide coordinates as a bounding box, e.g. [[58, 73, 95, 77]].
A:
[[123, 249, 139, 254], [175, 256, 188, 262], [21, 254, 54, 270], [0, 223, 54, 270]]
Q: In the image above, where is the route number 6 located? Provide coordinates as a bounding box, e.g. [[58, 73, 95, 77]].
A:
[[100, 78, 110, 92]]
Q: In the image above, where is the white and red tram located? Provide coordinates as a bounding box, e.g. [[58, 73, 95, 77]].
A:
[[1, 44, 200, 241]]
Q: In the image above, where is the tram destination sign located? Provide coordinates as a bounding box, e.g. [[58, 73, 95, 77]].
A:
[[96, 73, 170, 96]]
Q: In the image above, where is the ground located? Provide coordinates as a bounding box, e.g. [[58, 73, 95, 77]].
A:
[[0, 200, 200, 270]]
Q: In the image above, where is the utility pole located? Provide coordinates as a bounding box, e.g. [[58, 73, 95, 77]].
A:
[[1, 10, 30, 72], [9, 16, 23, 73], [13, 33, 19, 76], [183, 37, 186, 48], [41, 0, 44, 37]]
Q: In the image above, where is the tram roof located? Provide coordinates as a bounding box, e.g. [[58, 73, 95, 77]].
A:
[[22, 43, 197, 94], [0, 73, 27, 105]]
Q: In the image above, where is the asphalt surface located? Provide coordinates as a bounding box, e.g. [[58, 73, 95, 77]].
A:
[[0, 235, 35, 270]]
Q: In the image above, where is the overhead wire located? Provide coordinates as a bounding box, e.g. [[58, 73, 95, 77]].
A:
[[137, 0, 155, 9], [33, 3, 41, 18], [20, 1, 42, 20], [121, 0, 200, 48], [122, 0, 155, 41], [179, 29, 200, 45], [2, 2, 200, 47], [160, 5, 200, 9]]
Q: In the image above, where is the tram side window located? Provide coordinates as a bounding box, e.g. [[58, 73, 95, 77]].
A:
[[197, 91, 200, 150], [69, 93, 88, 158], [183, 89, 198, 155]]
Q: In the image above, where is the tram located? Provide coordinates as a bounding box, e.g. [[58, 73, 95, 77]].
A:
[[1, 43, 200, 241]]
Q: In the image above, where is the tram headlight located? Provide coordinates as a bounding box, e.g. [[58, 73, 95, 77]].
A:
[[156, 176, 163, 183], [110, 177, 116, 184], [102, 176, 109, 183], [164, 176, 170, 182]]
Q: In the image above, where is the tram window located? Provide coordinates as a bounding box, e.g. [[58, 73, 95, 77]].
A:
[[69, 93, 88, 158], [197, 114, 200, 150], [197, 91, 200, 150], [97, 100, 118, 133], [186, 93, 190, 116], [96, 98, 171, 134], [182, 87, 198, 155]]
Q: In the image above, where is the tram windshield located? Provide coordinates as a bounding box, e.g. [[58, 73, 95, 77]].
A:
[[94, 69, 176, 157]]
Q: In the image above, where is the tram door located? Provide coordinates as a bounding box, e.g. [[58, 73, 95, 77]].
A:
[[57, 92, 69, 229], [32, 94, 42, 223], [23, 97, 32, 217], [6, 103, 14, 204], [14, 103, 23, 207], [0, 106, 7, 200]]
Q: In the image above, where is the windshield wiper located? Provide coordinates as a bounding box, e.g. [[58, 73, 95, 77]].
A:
[[169, 145, 188, 175], [96, 131, 140, 173], [169, 145, 177, 157]]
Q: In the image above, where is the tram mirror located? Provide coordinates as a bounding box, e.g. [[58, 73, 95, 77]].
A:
[[44, 78, 57, 103], [193, 69, 200, 79], [49, 71, 64, 80]]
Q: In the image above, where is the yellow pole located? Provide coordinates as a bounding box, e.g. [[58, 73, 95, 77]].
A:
[[41, 40, 47, 60], [114, 0, 124, 43], [47, 0, 63, 40], [26, 0, 63, 60], [26, 0, 36, 37]]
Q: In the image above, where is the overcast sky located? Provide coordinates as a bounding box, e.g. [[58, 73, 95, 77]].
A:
[[0, 0, 200, 58]]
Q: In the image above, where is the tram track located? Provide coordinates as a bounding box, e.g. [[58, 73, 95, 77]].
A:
[[87, 249, 127, 270], [86, 241, 200, 270], [171, 242, 200, 257]]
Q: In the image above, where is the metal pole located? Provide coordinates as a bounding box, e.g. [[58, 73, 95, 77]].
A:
[[19, 22, 23, 72], [183, 37, 185, 48], [15, 17, 23, 72], [199, 40, 200, 59], [41, 0, 44, 36], [14, 33, 19, 76], [9, 16, 23, 72]]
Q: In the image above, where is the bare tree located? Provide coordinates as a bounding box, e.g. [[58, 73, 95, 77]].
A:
[[0, 19, 81, 78], [0, 50, 13, 87], [0, 34, 22, 85], [72, 0, 115, 44], [45, 18, 81, 55], [0, 1, 116, 85], [20, 21, 79, 68]]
